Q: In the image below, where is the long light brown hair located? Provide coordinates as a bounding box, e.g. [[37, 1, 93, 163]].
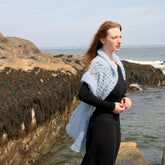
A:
[[85, 21, 122, 69]]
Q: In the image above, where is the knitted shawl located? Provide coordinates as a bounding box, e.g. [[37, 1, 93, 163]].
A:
[[66, 48, 125, 152]]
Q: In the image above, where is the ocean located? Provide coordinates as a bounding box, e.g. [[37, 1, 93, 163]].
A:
[[38, 46, 165, 165]]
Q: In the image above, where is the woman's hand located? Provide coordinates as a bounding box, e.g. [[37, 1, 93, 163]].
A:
[[121, 97, 132, 110], [112, 102, 125, 114]]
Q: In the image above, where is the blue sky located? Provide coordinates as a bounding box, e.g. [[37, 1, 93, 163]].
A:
[[0, 0, 165, 47]]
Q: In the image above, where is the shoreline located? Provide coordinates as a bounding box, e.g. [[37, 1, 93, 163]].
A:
[[0, 33, 165, 164], [40, 46, 165, 75]]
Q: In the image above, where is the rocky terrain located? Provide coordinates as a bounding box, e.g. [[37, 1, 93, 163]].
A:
[[122, 60, 165, 91], [0, 32, 165, 164]]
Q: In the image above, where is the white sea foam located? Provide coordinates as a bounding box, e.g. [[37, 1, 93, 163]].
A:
[[130, 83, 143, 91], [124, 59, 165, 74]]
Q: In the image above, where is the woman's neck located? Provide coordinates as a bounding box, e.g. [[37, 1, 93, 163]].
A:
[[102, 47, 113, 60], [102, 47, 118, 69]]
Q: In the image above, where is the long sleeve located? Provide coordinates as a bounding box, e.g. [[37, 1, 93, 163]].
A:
[[78, 82, 115, 111]]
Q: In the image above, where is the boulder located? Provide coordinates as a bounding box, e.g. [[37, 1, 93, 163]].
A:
[[0, 36, 40, 61], [0, 33, 60, 66], [122, 60, 165, 89], [116, 142, 148, 165]]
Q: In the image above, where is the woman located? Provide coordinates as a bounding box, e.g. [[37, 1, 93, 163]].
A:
[[66, 21, 132, 165]]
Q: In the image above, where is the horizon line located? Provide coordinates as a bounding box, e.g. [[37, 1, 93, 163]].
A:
[[39, 44, 165, 49]]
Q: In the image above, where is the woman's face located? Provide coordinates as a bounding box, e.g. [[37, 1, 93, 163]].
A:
[[100, 27, 122, 52]]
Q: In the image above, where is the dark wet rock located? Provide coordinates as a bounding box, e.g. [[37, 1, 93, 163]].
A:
[[122, 60, 165, 91]]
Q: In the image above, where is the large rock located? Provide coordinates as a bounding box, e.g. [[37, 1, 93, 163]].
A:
[[0, 33, 86, 73], [122, 60, 165, 90], [0, 33, 59, 68], [0, 35, 40, 61], [0, 33, 87, 145], [116, 142, 148, 165], [0, 53, 85, 164], [123, 60, 165, 86]]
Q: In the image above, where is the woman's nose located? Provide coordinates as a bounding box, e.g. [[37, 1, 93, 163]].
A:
[[117, 37, 122, 43]]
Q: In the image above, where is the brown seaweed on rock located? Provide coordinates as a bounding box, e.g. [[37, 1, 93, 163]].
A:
[[0, 67, 81, 143], [0, 59, 165, 143]]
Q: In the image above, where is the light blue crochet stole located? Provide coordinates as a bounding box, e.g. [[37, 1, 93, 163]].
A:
[[66, 49, 125, 152]]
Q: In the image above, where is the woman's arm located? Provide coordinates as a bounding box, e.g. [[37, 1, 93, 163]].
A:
[[78, 82, 115, 111], [78, 82, 125, 114]]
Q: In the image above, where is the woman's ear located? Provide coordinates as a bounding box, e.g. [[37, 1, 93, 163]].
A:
[[100, 38, 105, 44]]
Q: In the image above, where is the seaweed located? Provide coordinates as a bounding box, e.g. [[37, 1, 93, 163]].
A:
[[0, 67, 82, 142]]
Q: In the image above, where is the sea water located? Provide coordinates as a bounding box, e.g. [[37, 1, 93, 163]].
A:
[[121, 87, 165, 165], [38, 46, 165, 165]]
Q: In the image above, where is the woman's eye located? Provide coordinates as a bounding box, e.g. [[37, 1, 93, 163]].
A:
[[111, 36, 122, 39], [112, 36, 117, 39]]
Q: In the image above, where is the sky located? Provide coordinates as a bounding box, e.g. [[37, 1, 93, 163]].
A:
[[0, 0, 165, 48]]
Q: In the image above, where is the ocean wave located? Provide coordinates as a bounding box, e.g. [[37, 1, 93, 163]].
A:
[[124, 59, 165, 74]]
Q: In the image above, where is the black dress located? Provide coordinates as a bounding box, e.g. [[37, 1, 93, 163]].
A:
[[79, 66, 127, 165]]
